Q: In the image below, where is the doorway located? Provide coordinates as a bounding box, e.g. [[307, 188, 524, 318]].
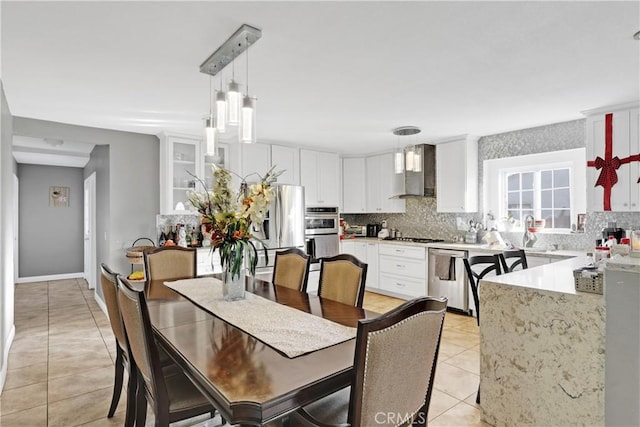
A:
[[84, 172, 96, 289]]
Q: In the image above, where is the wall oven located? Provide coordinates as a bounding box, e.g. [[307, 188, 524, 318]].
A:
[[304, 206, 340, 262]]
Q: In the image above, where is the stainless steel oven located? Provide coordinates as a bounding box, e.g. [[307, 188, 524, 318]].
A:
[[304, 206, 340, 262]]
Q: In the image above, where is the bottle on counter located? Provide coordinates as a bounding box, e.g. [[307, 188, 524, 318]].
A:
[[158, 231, 167, 247], [166, 226, 175, 244]]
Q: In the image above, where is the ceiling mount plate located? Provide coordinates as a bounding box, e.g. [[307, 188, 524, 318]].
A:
[[199, 24, 262, 76], [393, 126, 421, 136]]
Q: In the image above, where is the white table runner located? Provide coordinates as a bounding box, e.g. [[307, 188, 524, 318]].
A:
[[164, 277, 357, 358]]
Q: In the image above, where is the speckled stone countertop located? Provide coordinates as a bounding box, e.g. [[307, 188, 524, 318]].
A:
[[343, 237, 585, 259], [605, 255, 640, 274]]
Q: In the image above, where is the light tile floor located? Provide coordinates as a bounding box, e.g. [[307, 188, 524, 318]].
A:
[[1, 280, 487, 426]]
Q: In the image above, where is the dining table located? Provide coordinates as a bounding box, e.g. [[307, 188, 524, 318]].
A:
[[145, 276, 379, 426]]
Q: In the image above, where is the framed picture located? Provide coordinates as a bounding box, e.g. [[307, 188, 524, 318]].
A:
[[576, 213, 586, 232], [50, 186, 70, 208]]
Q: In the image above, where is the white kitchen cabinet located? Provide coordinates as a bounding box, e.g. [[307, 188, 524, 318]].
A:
[[585, 106, 640, 212], [365, 153, 405, 213], [241, 143, 272, 183], [342, 157, 367, 213], [300, 149, 340, 206], [271, 145, 300, 185], [340, 239, 378, 290], [436, 135, 478, 213], [159, 133, 229, 214], [378, 244, 427, 299]]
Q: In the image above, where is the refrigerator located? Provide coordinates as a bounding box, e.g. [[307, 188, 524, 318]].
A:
[[253, 184, 306, 269]]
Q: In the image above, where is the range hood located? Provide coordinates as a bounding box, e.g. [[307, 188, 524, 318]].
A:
[[393, 144, 436, 198]]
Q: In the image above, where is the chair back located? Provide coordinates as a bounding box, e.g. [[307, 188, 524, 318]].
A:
[[100, 263, 127, 353], [116, 275, 169, 412], [349, 297, 447, 426], [499, 249, 528, 273], [463, 254, 502, 325], [143, 246, 197, 294], [318, 254, 367, 308], [272, 248, 311, 291]]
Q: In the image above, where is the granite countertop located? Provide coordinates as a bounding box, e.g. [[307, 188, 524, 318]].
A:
[[605, 256, 640, 274], [342, 237, 585, 259], [481, 256, 595, 295]]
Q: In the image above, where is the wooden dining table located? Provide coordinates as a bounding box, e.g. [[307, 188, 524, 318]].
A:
[[145, 277, 379, 425]]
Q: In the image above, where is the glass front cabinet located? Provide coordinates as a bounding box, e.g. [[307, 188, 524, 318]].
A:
[[159, 133, 228, 214]]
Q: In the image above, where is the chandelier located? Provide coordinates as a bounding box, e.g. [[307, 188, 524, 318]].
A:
[[200, 24, 262, 153], [393, 126, 422, 174]]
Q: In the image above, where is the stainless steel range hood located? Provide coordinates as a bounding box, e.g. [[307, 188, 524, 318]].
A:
[[393, 144, 436, 199]]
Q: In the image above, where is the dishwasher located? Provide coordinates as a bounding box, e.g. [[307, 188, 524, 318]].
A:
[[428, 248, 470, 315]]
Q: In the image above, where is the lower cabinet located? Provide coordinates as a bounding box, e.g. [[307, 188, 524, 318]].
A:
[[378, 244, 427, 299], [340, 240, 378, 290]]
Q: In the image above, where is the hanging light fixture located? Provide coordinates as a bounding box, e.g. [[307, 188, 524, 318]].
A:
[[199, 24, 262, 142], [394, 134, 404, 174], [393, 126, 422, 172], [204, 74, 216, 155], [241, 35, 256, 143]]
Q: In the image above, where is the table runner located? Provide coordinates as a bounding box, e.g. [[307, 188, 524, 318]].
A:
[[164, 277, 357, 358]]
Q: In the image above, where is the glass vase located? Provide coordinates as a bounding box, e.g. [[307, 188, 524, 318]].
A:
[[221, 248, 246, 301]]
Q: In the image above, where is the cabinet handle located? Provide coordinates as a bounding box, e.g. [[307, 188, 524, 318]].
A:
[[396, 282, 406, 287], [396, 264, 406, 269], [395, 249, 404, 253], [624, 203, 628, 206]]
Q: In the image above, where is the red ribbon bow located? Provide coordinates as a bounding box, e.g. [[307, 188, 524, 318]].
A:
[[592, 155, 621, 188]]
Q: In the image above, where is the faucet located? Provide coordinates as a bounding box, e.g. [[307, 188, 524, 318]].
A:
[[523, 215, 537, 248]]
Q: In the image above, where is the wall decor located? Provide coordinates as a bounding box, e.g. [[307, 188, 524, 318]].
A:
[[50, 186, 70, 207]]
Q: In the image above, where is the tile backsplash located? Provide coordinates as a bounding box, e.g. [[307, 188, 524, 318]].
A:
[[344, 119, 640, 251]]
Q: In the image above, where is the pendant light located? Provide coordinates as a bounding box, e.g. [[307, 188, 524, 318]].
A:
[[204, 74, 216, 155], [215, 76, 227, 133], [394, 134, 404, 174], [241, 35, 256, 143], [227, 50, 241, 127], [393, 126, 422, 172]]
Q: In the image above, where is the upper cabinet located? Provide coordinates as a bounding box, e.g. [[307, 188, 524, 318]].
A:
[[271, 145, 300, 185], [366, 153, 405, 213], [436, 135, 478, 213], [342, 157, 367, 213], [159, 133, 229, 214], [240, 143, 271, 183], [300, 149, 340, 206], [585, 105, 640, 212]]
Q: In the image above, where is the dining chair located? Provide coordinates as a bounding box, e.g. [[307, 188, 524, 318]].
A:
[[143, 246, 197, 295], [272, 247, 311, 291], [463, 254, 502, 404], [291, 296, 447, 426], [499, 249, 529, 273], [116, 275, 217, 427], [100, 263, 137, 427], [317, 254, 368, 308]]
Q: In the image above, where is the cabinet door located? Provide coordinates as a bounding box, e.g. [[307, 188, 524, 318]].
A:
[[586, 110, 633, 211], [342, 158, 366, 213], [340, 240, 356, 255], [159, 134, 201, 214], [366, 242, 379, 289], [366, 156, 382, 212], [300, 149, 319, 205], [203, 143, 229, 189], [271, 145, 300, 185], [241, 143, 272, 183], [317, 152, 340, 206], [436, 137, 478, 213]]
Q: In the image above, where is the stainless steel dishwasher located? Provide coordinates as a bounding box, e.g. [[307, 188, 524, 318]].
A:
[[428, 248, 470, 314]]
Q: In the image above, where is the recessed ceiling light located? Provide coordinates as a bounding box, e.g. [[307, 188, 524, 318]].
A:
[[634, 30, 640, 40]]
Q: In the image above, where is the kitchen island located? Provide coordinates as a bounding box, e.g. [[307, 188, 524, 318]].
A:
[[479, 256, 605, 426]]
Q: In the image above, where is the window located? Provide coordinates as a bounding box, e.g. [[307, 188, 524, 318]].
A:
[[484, 148, 586, 233]]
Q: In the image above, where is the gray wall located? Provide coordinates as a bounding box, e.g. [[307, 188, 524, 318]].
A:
[[18, 164, 84, 276], [0, 79, 16, 393], [84, 145, 109, 293], [346, 119, 639, 250], [12, 117, 159, 301]]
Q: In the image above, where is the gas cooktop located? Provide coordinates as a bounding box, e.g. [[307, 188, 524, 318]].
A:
[[383, 237, 445, 243]]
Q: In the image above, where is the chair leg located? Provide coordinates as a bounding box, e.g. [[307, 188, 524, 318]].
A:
[[124, 362, 137, 427], [476, 384, 481, 404], [108, 347, 124, 418], [135, 374, 147, 427]]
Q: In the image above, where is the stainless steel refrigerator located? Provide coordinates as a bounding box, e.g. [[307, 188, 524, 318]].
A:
[[253, 184, 306, 268]]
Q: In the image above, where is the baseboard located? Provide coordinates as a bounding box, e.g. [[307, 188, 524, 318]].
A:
[[15, 272, 84, 284], [0, 324, 16, 395], [94, 292, 108, 318]]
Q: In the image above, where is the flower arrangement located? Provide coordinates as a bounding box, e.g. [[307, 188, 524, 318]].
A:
[[188, 165, 282, 280]]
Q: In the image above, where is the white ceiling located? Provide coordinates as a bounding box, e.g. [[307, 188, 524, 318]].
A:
[[2, 1, 639, 165]]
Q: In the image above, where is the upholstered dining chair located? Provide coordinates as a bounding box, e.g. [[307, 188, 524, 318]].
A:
[[291, 296, 447, 426], [272, 247, 311, 291], [318, 254, 368, 308], [463, 254, 502, 404], [143, 246, 197, 295], [116, 275, 217, 427], [499, 249, 529, 273], [100, 263, 137, 427]]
